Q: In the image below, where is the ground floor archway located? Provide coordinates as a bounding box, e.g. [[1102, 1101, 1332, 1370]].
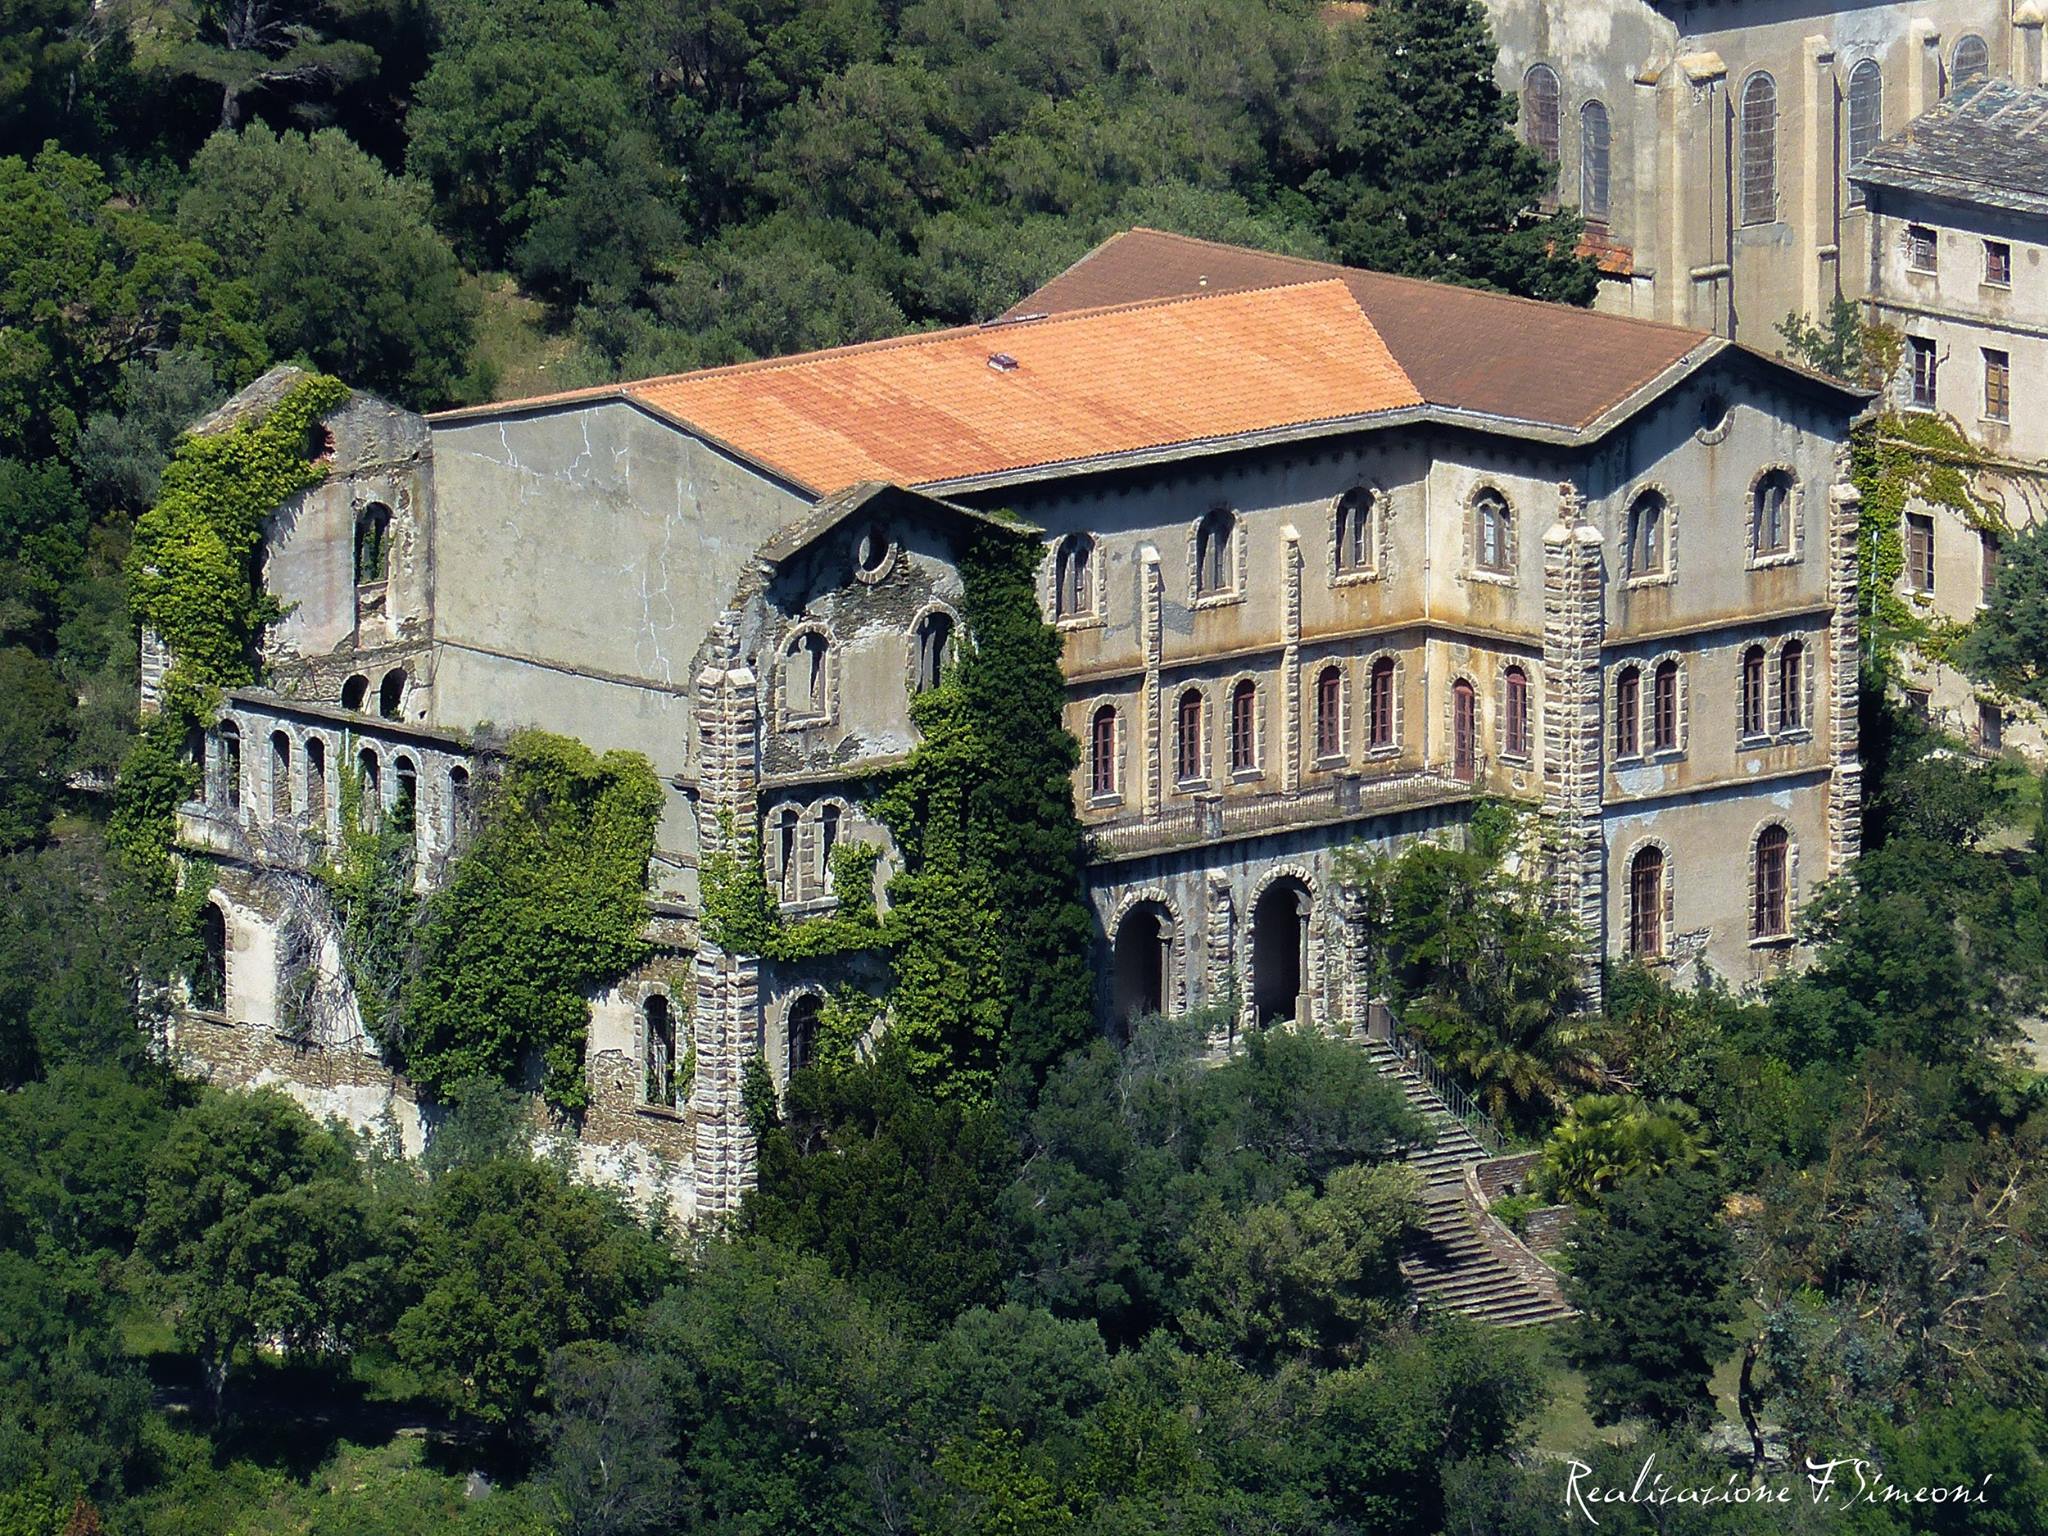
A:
[[1111, 901, 1174, 1029], [1251, 876, 1311, 1025]]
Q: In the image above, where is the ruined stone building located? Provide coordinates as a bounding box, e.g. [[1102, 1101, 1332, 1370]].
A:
[[1852, 79, 2048, 758], [1483, 0, 2036, 343], [165, 231, 1864, 1221]]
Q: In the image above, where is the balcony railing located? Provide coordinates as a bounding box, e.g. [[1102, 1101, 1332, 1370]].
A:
[[1089, 767, 1485, 861]]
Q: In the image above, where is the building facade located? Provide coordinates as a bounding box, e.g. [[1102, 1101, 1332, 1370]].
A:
[[160, 232, 1864, 1219], [1484, 0, 2034, 343], [1851, 78, 2048, 757]]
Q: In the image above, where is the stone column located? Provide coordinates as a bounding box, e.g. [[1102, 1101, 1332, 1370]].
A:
[[1141, 547, 1163, 815], [1281, 526, 1302, 795], [1826, 473, 1863, 874], [691, 652, 761, 1219], [1540, 485, 1609, 1012]]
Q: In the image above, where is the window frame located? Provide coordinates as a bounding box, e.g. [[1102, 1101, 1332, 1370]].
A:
[[1908, 336, 1939, 410], [1614, 664, 1642, 759], [1907, 223, 1939, 274], [1984, 239, 2013, 288], [1368, 655, 1399, 754], [1503, 665, 1532, 762], [1314, 665, 1345, 763], [1090, 704, 1121, 802], [1846, 59, 1882, 208], [1739, 646, 1768, 740], [1471, 488, 1515, 579], [1193, 508, 1241, 604], [1627, 845, 1667, 959], [1751, 824, 1792, 941], [1651, 659, 1680, 753], [1053, 533, 1096, 623], [1983, 348, 2011, 424], [1228, 677, 1261, 778], [1579, 99, 1612, 225], [1739, 73, 1779, 227], [1905, 511, 1936, 595], [1174, 689, 1207, 787]]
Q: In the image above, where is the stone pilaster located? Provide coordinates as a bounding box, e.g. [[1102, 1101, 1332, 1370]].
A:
[[1336, 883, 1372, 1029], [1826, 474, 1863, 874], [140, 627, 170, 717], [691, 649, 761, 1219], [1281, 527, 1302, 795], [1204, 871, 1235, 1026], [1141, 548, 1163, 815], [1540, 484, 1608, 1012]]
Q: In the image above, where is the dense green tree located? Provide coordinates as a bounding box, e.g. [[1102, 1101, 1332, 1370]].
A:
[[135, 1089, 390, 1416], [0, 646, 72, 850], [1536, 1093, 1715, 1208], [0, 147, 264, 456], [177, 124, 477, 407], [169, 0, 381, 131], [1960, 516, 2048, 714], [1308, 0, 1597, 302], [393, 1157, 676, 1430], [71, 351, 222, 517], [538, 1341, 680, 1536], [1563, 1167, 1739, 1430]]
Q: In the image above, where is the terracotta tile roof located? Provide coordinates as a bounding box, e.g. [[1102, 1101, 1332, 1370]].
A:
[[1000, 228, 1711, 430], [603, 280, 1420, 493]]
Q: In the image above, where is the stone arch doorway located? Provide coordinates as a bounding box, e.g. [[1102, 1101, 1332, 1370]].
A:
[[1111, 901, 1173, 1030], [1251, 877, 1312, 1025]]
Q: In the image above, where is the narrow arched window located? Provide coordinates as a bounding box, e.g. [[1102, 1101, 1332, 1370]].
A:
[[912, 611, 953, 693], [1753, 825, 1790, 937], [1175, 689, 1205, 784], [270, 731, 292, 818], [354, 503, 393, 587], [1195, 510, 1236, 597], [1580, 100, 1611, 224], [1627, 491, 1667, 576], [1369, 657, 1396, 750], [1740, 646, 1767, 738], [392, 755, 418, 835], [1091, 705, 1119, 798], [1652, 660, 1679, 752], [1055, 535, 1094, 619], [788, 993, 822, 1075], [446, 764, 470, 847], [1474, 491, 1512, 574], [1614, 666, 1641, 757], [216, 720, 242, 811], [1740, 73, 1778, 226], [1952, 35, 1990, 88], [644, 994, 676, 1106], [1229, 680, 1258, 773], [777, 807, 800, 903], [379, 668, 406, 721], [340, 674, 369, 713], [1752, 471, 1793, 557], [305, 737, 327, 826], [1452, 679, 1476, 780], [357, 748, 381, 831], [1847, 60, 1882, 207], [1504, 666, 1530, 760], [1778, 641, 1806, 731], [786, 631, 828, 719], [1315, 667, 1343, 760], [193, 902, 228, 1015], [1628, 847, 1666, 957], [819, 803, 842, 888], [1335, 489, 1375, 575], [1524, 64, 1562, 171]]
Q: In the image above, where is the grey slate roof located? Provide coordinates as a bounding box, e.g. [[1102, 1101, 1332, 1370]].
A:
[[1851, 80, 2048, 217]]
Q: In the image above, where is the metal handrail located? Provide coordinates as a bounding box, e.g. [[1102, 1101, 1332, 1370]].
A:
[[1372, 1000, 1507, 1159]]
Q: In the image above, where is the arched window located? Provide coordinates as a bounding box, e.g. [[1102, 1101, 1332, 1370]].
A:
[[216, 720, 241, 811], [270, 731, 292, 818], [1335, 489, 1376, 575], [1369, 657, 1397, 750], [1229, 679, 1259, 774], [1628, 847, 1666, 957], [819, 803, 842, 888], [1524, 64, 1562, 170], [1315, 667, 1344, 760], [1614, 665, 1642, 757], [1740, 73, 1778, 226], [1847, 59, 1883, 206], [1778, 641, 1806, 731], [1652, 659, 1679, 752], [644, 994, 676, 1106], [305, 737, 327, 825], [193, 902, 228, 1015], [1452, 679, 1477, 780], [1474, 490, 1512, 574], [378, 667, 406, 721], [357, 748, 381, 831], [1952, 35, 1990, 87], [788, 993, 822, 1076], [1175, 689, 1205, 784], [1504, 666, 1531, 760], [1054, 535, 1094, 619], [1627, 491, 1667, 576], [392, 755, 418, 834], [1091, 705, 1120, 798], [1580, 100, 1612, 224], [786, 631, 829, 720], [1739, 646, 1767, 738], [1752, 471, 1793, 557], [446, 765, 470, 846], [777, 806, 800, 903], [1195, 509, 1236, 597], [354, 503, 393, 587], [1752, 825, 1790, 938], [912, 611, 953, 693], [340, 674, 369, 712]]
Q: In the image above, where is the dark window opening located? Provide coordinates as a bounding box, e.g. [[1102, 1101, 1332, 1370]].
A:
[[1251, 878, 1312, 1027], [1906, 512, 1936, 593], [1112, 902, 1173, 1032], [1475, 491, 1512, 573], [1652, 660, 1679, 752], [1175, 690, 1205, 784], [1778, 642, 1806, 731], [788, 994, 822, 1076], [193, 903, 228, 1015], [777, 808, 800, 903], [378, 668, 406, 720], [644, 994, 676, 1106], [1752, 472, 1793, 556], [305, 737, 327, 825], [1335, 489, 1375, 574], [1740, 647, 1767, 738], [1195, 509, 1236, 597], [270, 732, 292, 817], [1229, 680, 1258, 774], [1092, 706, 1119, 798], [354, 504, 393, 587], [1753, 826, 1790, 938], [1452, 679, 1476, 780], [357, 749, 381, 830], [217, 720, 241, 811], [1315, 667, 1343, 760], [913, 612, 953, 693], [1910, 336, 1940, 409], [819, 804, 841, 889], [341, 674, 369, 712], [1628, 492, 1666, 576], [1629, 848, 1665, 957], [1055, 535, 1094, 619], [1615, 666, 1641, 757], [1370, 658, 1396, 749], [1505, 666, 1531, 760]]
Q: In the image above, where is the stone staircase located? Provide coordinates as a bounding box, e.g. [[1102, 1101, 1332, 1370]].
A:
[[1362, 1035, 1575, 1330]]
